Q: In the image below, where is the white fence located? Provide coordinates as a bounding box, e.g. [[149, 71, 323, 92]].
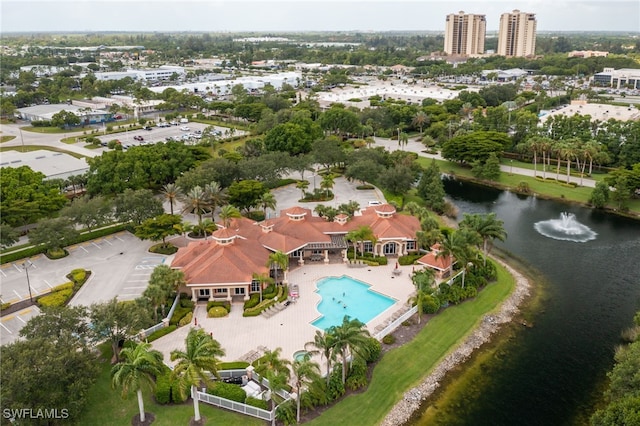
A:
[[137, 293, 181, 340], [373, 306, 418, 341], [196, 391, 273, 421]]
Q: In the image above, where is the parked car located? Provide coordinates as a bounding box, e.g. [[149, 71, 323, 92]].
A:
[[143, 126, 153, 131], [180, 126, 190, 131], [133, 135, 144, 141]]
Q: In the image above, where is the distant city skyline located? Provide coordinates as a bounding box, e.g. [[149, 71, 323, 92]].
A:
[[1, 1, 639, 34]]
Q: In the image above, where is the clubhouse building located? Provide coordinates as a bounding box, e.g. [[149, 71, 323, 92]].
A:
[[171, 204, 422, 302]]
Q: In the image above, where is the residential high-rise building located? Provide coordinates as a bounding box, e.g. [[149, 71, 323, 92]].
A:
[[444, 11, 486, 56], [497, 9, 537, 57]]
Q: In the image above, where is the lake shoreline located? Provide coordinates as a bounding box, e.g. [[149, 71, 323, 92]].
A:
[[380, 255, 532, 426]]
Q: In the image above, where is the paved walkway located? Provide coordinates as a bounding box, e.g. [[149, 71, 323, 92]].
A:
[[151, 261, 415, 368]]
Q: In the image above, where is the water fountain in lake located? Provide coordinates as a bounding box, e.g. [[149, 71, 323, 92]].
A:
[[534, 212, 597, 242]]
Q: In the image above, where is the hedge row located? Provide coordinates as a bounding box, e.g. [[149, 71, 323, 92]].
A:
[[245, 397, 268, 410], [38, 287, 74, 308], [207, 382, 246, 403], [0, 224, 127, 265], [146, 325, 177, 342], [243, 285, 287, 317], [155, 367, 187, 405], [398, 254, 423, 266], [170, 305, 194, 326]]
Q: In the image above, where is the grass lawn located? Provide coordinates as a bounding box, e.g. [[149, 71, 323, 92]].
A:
[[21, 126, 86, 134], [307, 262, 515, 426], [1, 135, 16, 143], [79, 345, 266, 426]]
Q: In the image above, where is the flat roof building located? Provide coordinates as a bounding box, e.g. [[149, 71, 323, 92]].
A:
[[593, 67, 640, 89], [0, 150, 89, 181], [497, 10, 537, 57], [444, 11, 486, 56]]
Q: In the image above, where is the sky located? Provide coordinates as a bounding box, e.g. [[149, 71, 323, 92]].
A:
[[1, 0, 639, 33]]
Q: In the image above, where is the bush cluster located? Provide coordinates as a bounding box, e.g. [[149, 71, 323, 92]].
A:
[[382, 334, 396, 345], [178, 311, 193, 327], [208, 306, 228, 318], [206, 300, 230, 312], [170, 305, 194, 326], [345, 359, 368, 391], [398, 254, 422, 265], [38, 287, 73, 307], [245, 396, 268, 410], [207, 382, 247, 403], [155, 367, 186, 404]]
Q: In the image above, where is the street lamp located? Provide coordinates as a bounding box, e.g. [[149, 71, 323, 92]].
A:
[[510, 160, 514, 175], [21, 260, 34, 303]]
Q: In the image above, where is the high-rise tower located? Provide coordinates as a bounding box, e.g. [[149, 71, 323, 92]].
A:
[[497, 9, 537, 57], [444, 11, 486, 56]]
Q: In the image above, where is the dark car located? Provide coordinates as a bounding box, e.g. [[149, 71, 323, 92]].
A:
[[143, 126, 153, 131], [133, 135, 144, 141]]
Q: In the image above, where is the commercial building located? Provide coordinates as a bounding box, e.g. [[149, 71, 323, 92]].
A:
[[444, 11, 486, 56], [593, 67, 640, 89], [15, 104, 111, 124], [497, 10, 537, 57], [0, 150, 89, 181], [94, 65, 185, 82]]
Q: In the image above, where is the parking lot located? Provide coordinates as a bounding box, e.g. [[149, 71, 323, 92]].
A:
[[96, 122, 247, 150], [1, 306, 41, 346]]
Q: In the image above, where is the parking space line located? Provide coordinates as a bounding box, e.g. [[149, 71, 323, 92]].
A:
[[43, 280, 53, 289], [127, 280, 148, 283], [92, 242, 102, 249], [0, 323, 12, 333], [16, 316, 26, 324], [0, 268, 6, 277], [115, 235, 125, 242], [79, 246, 89, 253], [13, 290, 21, 300], [13, 264, 22, 272], [124, 286, 146, 290], [103, 238, 113, 245]]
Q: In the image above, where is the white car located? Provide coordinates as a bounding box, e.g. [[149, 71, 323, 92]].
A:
[[180, 126, 190, 131], [368, 201, 383, 206]]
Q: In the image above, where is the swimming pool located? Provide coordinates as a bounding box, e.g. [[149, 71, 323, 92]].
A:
[[311, 275, 396, 330]]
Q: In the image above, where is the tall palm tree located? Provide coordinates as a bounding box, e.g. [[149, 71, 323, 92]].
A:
[[171, 328, 225, 423], [291, 357, 321, 423], [345, 225, 376, 261], [257, 191, 277, 218], [179, 186, 209, 232], [328, 316, 371, 384], [111, 342, 164, 424], [320, 174, 335, 199], [436, 230, 468, 279], [252, 272, 274, 303], [296, 180, 309, 199], [161, 183, 181, 215], [255, 347, 291, 378], [203, 181, 227, 220], [409, 268, 435, 324], [218, 204, 241, 228], [459, 213, 507, 266], [267, 250, 289, 285], [412, 111, 430, 135], [305, 330, 336, 386]]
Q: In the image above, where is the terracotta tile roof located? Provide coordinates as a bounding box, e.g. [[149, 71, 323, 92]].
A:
[[417, 252, 453, 271], [372, 203, 396, 214]]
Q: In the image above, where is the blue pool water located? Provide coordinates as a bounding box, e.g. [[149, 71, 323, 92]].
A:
[[311, 275, 396, 330]]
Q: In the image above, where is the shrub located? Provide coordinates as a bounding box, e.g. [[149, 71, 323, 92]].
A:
[[150, 244, 178, 255], [171, 378, 187, 404], [327, 368, 345, 401], [180, 298, 195, 309], [170, 306, 193, 326], [178, 311, 193, 327], [207, 300, 230, 312], [1, 302, 11, 311], [207, 382, 247, 403], [356, 184, 375, 190], [53, 281, 74, 292], [70, 269, 87, 284], [146, 325, 177, 342], [345, 359, 368, 390], [155, 371, 171, 404], [243, 294, 260, 310], [219, 361, 250, 370], [208, 306, 228, 318], [245, 396, 268, 410], [364, 337, 382, 363], [38, 288, 73, 308], [398, 254, 422, 266], [382, 334, 396, 345]]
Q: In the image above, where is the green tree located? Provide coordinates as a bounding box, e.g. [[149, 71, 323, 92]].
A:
[[412, 111, 430, 135], [145, 265, 185, 321], [296, 180, 309, 199], [305, 330, 336, 386], [345, 225, 376, 261], [61, 194, 113, 230], [320, 174, 335, 198], [291, 356, 321, 423], [227, 179, 266, 213], [51, 109, 81, 128], [204, 181, 228, 219], [264, 122, 313, 155], [135, 214, 182, 247], [171, 328, 225, 423], [90, 298, 147, 363], [0, 224, 19, 249], [312, 137, 346, 171], [257, 191, 277, 218], [409, 268, 436, 323], [328, 316, 371, 385], [28, 216, 79, 255], [417, 159, 446, 213], [111, 342, 164, 424], [179, 185, 209, 232], [590, 181, 610, 209], [218, 204, 242, 228], [255, 347, 291, 378], [161, 183, 180, 215], [267, 250, 289, 285], [459, 213, 507, 266], [20, 305, 90, 347], [115, 188, 164, 226]]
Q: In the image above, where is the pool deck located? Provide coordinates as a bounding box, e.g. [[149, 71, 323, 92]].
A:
[[151, 261, 415, 369]]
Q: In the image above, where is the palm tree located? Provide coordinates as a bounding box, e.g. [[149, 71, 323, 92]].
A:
[[436, 230, 467, 279], [257, 191, 277, 218], [252, 272, 274, 303], [171, 328, 225, 423], [267, 250, 289, 285], [255, 347, 291, 377], [305, 330, 335, 386], [265, 369, 290, 426], [142, 283, 165, 323], [460, 102, 474, 123], [218, 204, 241, 228], [409, 268, 435, 324], [161, 183, 180, 215], [561, 139, 579, 184], [203, 181, 227, 220], [296, 180, 309, 199], [345, 225, 376, 261], [412, 111, 430, 135], [459, 213, 507, 266], [179, 186, 209, 233], [193, 218, 217, 239], [291, 357, 321, 423], [328, 316, 371, 384], [320, 174, 335, 199], [111, 342, 164, 424]]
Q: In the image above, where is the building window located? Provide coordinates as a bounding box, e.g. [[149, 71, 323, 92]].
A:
[[383, 242, 397, 255], [406, 241, 416, 251], [198, 289, 210, 297], [292, 249, 303, 257], [251, 281, 260, 292], [234, 287, 245, 295], [363, 241, 373, 252], [215, 288, 227, 294]]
